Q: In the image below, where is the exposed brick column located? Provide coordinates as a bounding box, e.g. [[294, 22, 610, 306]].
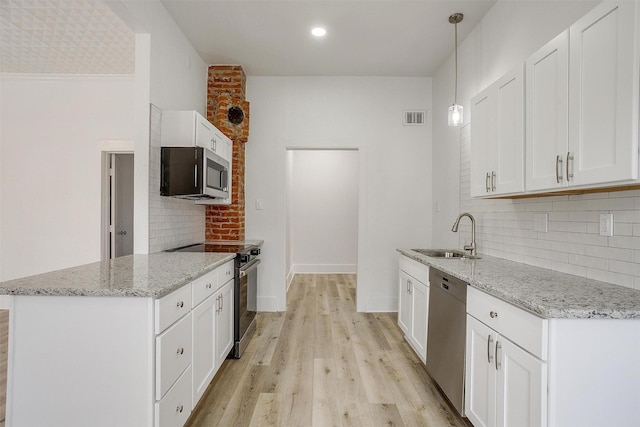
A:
[[205, 65, 250, 241]]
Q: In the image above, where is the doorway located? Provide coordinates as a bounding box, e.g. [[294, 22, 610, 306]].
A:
[[102, 153, 134, 259], [285, 149, 359, 288]]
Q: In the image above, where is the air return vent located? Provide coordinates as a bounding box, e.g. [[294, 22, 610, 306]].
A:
[[404, 111, 426, 125]]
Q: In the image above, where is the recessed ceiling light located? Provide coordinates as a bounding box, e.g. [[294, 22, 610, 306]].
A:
[[311, 27, 327, 37]]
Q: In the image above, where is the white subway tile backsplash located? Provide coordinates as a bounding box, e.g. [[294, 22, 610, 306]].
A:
[[459, 135, 640, 291]]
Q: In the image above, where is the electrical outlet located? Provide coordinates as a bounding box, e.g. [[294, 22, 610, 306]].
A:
[[533, 213, 548, 233], [599, 213, 614, 237], [255, 199, 264, 210]]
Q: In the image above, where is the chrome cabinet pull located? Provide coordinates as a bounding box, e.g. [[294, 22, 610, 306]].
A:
[[206, 283, 212, 289], [177, 405, 184, 413], [176, 301, 184, 308], [556, 155, 564, 183], [487, 334, 494, 364], [495, 341, 502, 370], [216, 295, 220, 313], [491, 171, 496, 192], [177, 347, 184, 355], [486, 173, 491, 192], [220, 294, 223, 311], [566, 152, 574, 181], [408, 280, 412, 294], [489, 311, 498, 318]]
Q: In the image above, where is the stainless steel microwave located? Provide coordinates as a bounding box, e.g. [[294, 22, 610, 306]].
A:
[[160, 146, 229, 200]]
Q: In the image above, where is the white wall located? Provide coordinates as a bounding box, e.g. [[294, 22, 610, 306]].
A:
[[246, 77, 432, 312], [288, 149, 359, 277], [432, 1, 640, 290], [0, 75, 134, 281]]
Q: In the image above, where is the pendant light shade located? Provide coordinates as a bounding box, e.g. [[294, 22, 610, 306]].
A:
[[448, 13, 464, 127]]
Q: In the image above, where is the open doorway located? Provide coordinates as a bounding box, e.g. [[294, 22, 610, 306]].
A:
[[102, 153, 134, 259], [285, 148, 359, 290]]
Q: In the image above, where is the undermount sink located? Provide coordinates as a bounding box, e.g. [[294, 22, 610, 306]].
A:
[[412, 249, 480, 260]]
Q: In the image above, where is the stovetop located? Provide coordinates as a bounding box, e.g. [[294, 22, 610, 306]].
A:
[[166, 242, 257, 254]]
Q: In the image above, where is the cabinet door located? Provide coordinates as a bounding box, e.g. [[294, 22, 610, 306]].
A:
[[465, 316, 497, 427], [496, 337, 548, 427], [470, 87, 494, 197], [215, 280, 234, 369], [195, 113, 215, 151], [526, 31, 569, 192], [192, 294, 216, 406], [494, 65, 525, 195], [569, 1, 639, 186], [409, 279, 428, 364], [398, 270, 412, 337]]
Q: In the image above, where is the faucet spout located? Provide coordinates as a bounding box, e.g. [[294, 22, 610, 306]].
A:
[[451, 213, 477, 256]]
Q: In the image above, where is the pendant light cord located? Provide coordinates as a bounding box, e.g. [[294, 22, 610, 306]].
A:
[[454, 21, 458, 104]]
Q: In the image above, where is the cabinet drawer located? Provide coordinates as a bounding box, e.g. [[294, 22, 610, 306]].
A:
[[467, 286, 548, 360], [218, 260, 234, 285], [156, 313, 192, 400], [192, 269, 217, 308], [399, 255, 429, 285], [155, 366, 192, 427], [156, 284, 192, 334]]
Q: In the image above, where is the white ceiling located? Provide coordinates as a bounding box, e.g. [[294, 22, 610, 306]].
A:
[[161, 0, 496, 76], [0, 0, 134, 74]]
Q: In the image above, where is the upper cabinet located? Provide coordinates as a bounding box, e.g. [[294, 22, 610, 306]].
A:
[[470, 65, 525, 197], [162, 110, 233, 163], [473, 1, 640, 198]]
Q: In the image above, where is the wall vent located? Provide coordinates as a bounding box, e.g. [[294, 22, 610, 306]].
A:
[[404, 111, 426, 125]]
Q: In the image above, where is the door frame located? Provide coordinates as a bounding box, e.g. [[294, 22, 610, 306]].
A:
[[99, 141, 134, 260]]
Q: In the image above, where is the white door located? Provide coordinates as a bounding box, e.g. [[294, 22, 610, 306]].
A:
[[568, 1, 639, 186], [111, 154, 134, 258], [494, 65, 525, 195], [215, 281, 234, 370], [192, 294, 216, 406], [409, 279, 428, 363], [496, 337, 548, 427], [465, 315, 497, 427], [398, 271, 412, 337], [470, 87, 494, 197], [526, 30, 569, 191]]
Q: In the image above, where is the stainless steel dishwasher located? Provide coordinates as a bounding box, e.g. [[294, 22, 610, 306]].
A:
[[426, 267, 468, 416]]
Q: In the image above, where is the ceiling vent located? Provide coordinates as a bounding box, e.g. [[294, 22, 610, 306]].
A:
[[404, 111, 426, 126]]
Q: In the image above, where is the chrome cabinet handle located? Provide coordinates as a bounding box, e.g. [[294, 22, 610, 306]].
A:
[[216, 295, 220, 313], [206, 283, 212, 289], [486, 173, 491, 192], [177, 405, 184, 413], [489, 311, 498, 318], [556, 155, 564, 183], [176, 301, 184, 308], [491, 171, 496, 192], [220, 294, 223, 311], [495, 341, 502, 370], [177, 347, 184, 355], [487, 334, 494, 364], [566, 152, 574, 181], [407, 280, 412, 294]]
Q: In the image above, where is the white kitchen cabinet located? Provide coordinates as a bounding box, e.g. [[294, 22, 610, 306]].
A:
[[471, 65, 525, 197], [215, 279, 234, 369], [192, 293, 216, 406], [526, 1, 639, 192], [398, 255, 429, 363], [465, 315, 547, 427], [525, 30, 569, 192], [465, 286, 640, 427], [161, 110, 233, 162]]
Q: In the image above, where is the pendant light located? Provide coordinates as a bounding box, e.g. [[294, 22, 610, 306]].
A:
[[448, 13, 464, 127]]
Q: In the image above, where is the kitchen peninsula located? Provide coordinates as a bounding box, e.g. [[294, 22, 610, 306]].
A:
[[0, 252, 236, 427]]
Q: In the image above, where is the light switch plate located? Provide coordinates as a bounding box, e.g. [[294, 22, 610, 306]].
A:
[[599, 213, 614, 237], [255, 199, 264, 210], [533, 213, 548, 233]]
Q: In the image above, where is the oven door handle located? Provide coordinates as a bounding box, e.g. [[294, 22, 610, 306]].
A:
[[239, 258, 261, 278]]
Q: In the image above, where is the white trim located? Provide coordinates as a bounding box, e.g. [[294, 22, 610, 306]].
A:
[[0, 73, 134, 81], [98, 140, 135, 152], [364, 296, 397, 313], [257, 296, 281, 312], [286, 267, 295, 291]]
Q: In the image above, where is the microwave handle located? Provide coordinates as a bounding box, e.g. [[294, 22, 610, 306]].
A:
[[222, 168, 229, 191], [194, 164, 198, 188]]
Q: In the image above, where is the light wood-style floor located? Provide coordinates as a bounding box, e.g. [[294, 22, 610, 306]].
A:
[[186, 274, 469, 427], [0, 309, 7, 425]]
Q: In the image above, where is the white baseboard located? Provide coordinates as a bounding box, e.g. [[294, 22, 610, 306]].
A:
[[286, 267, 294, 291], [292, 264, 357, 274], [0, 295, 10, 310], [257, 296, 281, 312]]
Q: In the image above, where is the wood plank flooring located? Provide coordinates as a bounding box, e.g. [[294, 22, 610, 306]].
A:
[[186, 274, 469, 427]]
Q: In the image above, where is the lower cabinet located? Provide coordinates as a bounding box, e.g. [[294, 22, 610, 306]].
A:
[[465, 316, 547, 427], [215, 280, 234, 369], [398, 256, 429, 363], [192, 293, 217, 406]]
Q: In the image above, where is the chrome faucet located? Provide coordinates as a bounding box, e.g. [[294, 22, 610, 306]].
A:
[[452, 213, 477, 257]]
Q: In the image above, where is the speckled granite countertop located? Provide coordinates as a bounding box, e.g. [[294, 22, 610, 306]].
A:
[[0, 253, 235, 298], [398, 249, 640, 320]]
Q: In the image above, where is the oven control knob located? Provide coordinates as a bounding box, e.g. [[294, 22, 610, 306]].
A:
[[250, 248, 261, 256]]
